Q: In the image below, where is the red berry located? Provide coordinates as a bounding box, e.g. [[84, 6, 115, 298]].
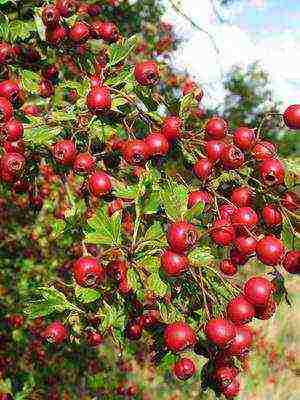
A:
[[0, 97, 13, 122], [161, 249, 189, 277], [231, 186, 255, 207], [282, 251, 300, 274], [4, 139, 25, 154], [88, 171, 112, 197], [91, 21, 119, 43], [219, 259, 237, 277], [145, 132, 170, 156], [87, 4, 102, 17], [108, 260, 128, 282], [69, 22, 90, 42], [22, 104, 41, 117], [73, 256, 104, 287], [221, 377, 240, 399], [226, 325, 253, 356], [221, 145, 245, 169], [205, 117, 228, 139], [281, 191, 299, 211], [134, 61, 160, 86], [204, 140, 225, 162], [39, 79, 55, 98], [55, 0, 77, 17], [164, 322, 196, 352], [2, 119, 23, 141], [219, 204, 237, 221], [140, 312, 157, 329], [42, 64, 59, 81], [262, 204, 282, 226], [283, 104, 300, 130], [46, 25, 67, 45], [210, 219, 235, 246], [231, 207, 258, 231], [123, 139, 149, 165], [229, 247, 248, 266], [213, 365, 238, 389], [256, 298, 277, 320], [243, 276, 272, 307], [188, 190, 213, 210], [86, 86, 111, 114], [233, 127, 256, 150], [227, 296, 255, 325], [87, 331, 103, 346], [234, 236, 257, 257], [205, 318, 236, 348], [126, 321, 143, 340], [259, 158, 285, 186], [194, 158, 214, 180], [173, 358, 196, 380], [108, 199, 124, 216], [0, 80, 21, 103], [43, 321, 67, 344], [52, 139, 76, 166], [256, 235, 284, 266], [1, 152, 25, 177], [0, 43, 13, 65], [42, 6, 60, 27], [74, 152, 95, 174], [167, 220, 198, 253], [161, 116, 182, 141], [252, 140, 277, 161]]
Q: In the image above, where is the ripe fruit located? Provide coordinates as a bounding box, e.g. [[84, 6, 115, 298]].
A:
[[259, 158, 285, 186], [256, 235, 284, 266], [204, 140, 225, 162], [283, 104, 300, 129], [281, 191, 299, 211], [145, 132, 170, 156], [252, 141, 276, 161], [126, 321, 142, 340], [219, 259, 237, 277], [123, 139, 149, 165], [221, 377, 240, 399], [86, 86, 111, 114], [55, 0, 77, 17], [173, 358, 196, 380], [205, 117, 227, 139], [87, 331, 103, 346], [161, 249, 189, 277], [73, 256, 104, 287], [233, 127, 256, 150], [0, 42, 12, 65], [167, 220, 198, 253], [244, 276, 272, 307], [282, 251, 300, 274], [213, 365, 238, 388], [42, 6, 60, 27], [221, 145, 244, 169], [134, 61, 160, 86], [229, 247, 248, 266], [231, 186, 255, 207], [46, 25, 67, 45], [0, 97, 13, 122], [187, 190, 213, 210], [1, 152, 25, 177], [234, 236, 257, 257], [3, 119, 23, 141], [42, 321, 67, 344], [91, 21, 119, 43], [256, 298, 277, 320], [262, 204, 282, 227], [88, 171, 112, 197], [227, 296, 255, 325], [108, 199, 124, 217], [52, 139, 76, 166], [226, 325, 253, 356], [161, 116, 182, 141], [219, 204, 236, 221], [69, 22, 90, 42], [193, 158, 214, 180], [210, 219, 235, 246], [205, 319, 236, 348], [0, 80, 21, 103], [74, 152, 95, 174], [164, 322, 196, 352], [42, 64, 59, 81], [39, 79, 54, 98], [231, 207, 258, 231]]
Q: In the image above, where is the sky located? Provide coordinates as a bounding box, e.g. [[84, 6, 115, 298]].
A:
[[162, 0, 300, 110]]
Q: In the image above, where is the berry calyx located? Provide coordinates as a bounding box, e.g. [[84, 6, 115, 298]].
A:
[[73, 256, 104, 287], [221, 145, 245, 170], [123, 139, 149, 165], [52, 139, 77, 166], [134, 61, 160, 86], [219, 259, 237, 277], [259, 158, 285, 186], [164, 322, 196, 352]]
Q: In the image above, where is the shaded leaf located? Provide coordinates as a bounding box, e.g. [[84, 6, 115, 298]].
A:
[[160, 178, 188, 221], [105, 65, 134, 87], [109, 35, 139, 67]]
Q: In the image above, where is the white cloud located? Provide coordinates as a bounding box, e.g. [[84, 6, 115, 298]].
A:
[[163, 0, 300, 109]]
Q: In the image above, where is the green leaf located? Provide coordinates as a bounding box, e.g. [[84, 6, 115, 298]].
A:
[[24, 286, 83, 319], [65, 198, 86, 222], [51, 110, 77, 122], [109, 35, 139, 67], [0, 17, 10, 41], [24, 125, 63, 147], [160, 178, 188, 221], [144, 221, 165, 242], [188, 246, 214, 267], [75, 285, 101, 304], [88, 119, 115, 143], [15, 374, 35, 400], [113, 182, 140, 199], [0, 0, 11, 6], [127, 268, 141, 292], [34, 14, 46, 41], [184, 200, 205, 221], [157, 302, 185, 324], [179, 92, 196, 118], [98, 301, 126, 333], [158, 353, 177, 369], [105, 65, 134, 87], [85, 205, 122, 247], [9, 20, 36, 41], [136, 256, 160, 273], [143, 190, 160, 214], [20, 70, 40, 94], [146, 273, 168, 297]]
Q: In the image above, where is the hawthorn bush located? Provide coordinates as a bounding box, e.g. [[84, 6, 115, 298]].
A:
[[0, 0, 299, 399]]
